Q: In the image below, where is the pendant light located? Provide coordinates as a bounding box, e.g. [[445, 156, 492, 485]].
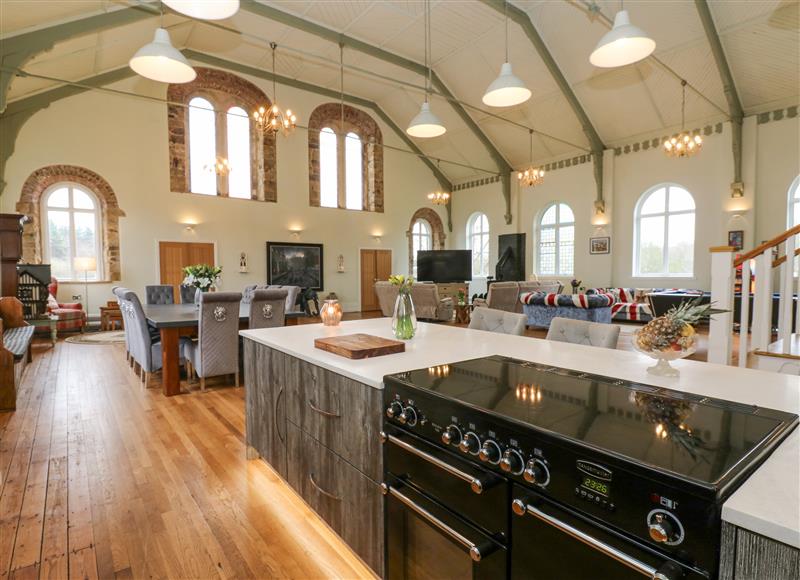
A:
[[482, 2, 531, 107], [589, 1, 655, 68], [253, 43, 297, 137], [428, 160, 451, 205], [129, 27, 196, 83], [163, 0, 239, 20], [518, 129, 544, 188], [663, 80, 702, 158], [407, 0, 446, 138]]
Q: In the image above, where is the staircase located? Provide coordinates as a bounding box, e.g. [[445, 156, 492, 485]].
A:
[[708, 224, 800, 374]]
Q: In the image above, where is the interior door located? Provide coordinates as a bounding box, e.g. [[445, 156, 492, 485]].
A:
[[360, 249, 392, 312], [158, 241, 215, 302]]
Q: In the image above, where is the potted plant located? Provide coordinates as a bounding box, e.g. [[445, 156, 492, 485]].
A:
[[182, 264, 222, 304], [389, 275, 417, 340]]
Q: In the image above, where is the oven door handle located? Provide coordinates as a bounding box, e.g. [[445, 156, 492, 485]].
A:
[[382, 484, 494, 563], [381, 432, 495, 494], [512, 499, 678, 580]]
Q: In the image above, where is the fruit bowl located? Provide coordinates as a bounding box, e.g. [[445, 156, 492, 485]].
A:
[[633, 330, 696, 377]]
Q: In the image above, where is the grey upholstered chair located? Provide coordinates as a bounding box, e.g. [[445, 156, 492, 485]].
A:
[[112, 286, 133, 366], [241, 284, 260, 304], [145, 284, 175, 305], [468, 307, 527, 336], [546, 317, 620, 350], [183, 291, 243, 390], [179, 284, 199, 304], [248, 289, 288, 329]]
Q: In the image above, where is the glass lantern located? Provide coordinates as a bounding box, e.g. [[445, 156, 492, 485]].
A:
[[320, 299, 343, 326]]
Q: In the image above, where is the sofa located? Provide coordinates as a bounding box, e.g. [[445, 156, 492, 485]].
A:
[[374, 281, 454, 321], [648, 290, 708, 319], [520, 292, 614, 328], [588, 287, 655, 323], [0, 297, 35, 410], [47, 277, 87, 332], [473, 280, 564, 313]]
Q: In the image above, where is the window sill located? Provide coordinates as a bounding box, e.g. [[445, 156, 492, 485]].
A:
[[176, 190, 274, 203], [632, 275, 696, 280], [54, 280, 114, 285]]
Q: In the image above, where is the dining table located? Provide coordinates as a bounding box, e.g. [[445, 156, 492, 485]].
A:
[[144, 303, 306, 396]]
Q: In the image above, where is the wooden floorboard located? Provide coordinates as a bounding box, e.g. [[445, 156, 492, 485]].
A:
[[0, 339, 375, 580]]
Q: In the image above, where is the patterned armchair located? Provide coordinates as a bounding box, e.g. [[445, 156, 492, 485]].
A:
[[46, 277, 87, 333]]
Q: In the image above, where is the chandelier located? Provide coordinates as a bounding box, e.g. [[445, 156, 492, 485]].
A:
[[427, 191, 450, 205], [254, 43, 297, 137], [663, 80, 702, 158], [518, 129, 545, 188]]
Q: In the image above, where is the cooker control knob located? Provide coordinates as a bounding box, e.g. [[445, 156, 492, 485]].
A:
[[499, 449, 524, 474], [478, 440, 501, 464], [441, 424, 462, 446], [386, 400, 403, 419], [648, 511, 682, 544], [397, 406, 418, 427], [458, 432, 481, 455], [523, 459, 550, 486]]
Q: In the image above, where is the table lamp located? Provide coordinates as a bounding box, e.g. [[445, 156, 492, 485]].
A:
[[74, 256, 97, 323]]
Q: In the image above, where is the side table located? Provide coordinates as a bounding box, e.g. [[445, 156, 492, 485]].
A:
[[454, 304, 472, 324], [100, 305, 124, 331], [30, 315, 59, 345]]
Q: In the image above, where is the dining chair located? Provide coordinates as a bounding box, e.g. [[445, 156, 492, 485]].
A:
[[468, 307, 527, 336], [113, 286, 134, 368], [241, 284, 260, 304], [248, 289, 288, 329], [145, 284, 175, 305], [183, 291, 243, 391], [179, 284, 199, 304], [545, 317, 620, 349]]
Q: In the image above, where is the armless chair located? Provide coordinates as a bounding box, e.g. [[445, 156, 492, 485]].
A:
[[179, 284, 199, 305], [183, 292, 243, 391], [241, 284, 260, 304], [113, 286, 134, 368], [468, 307, 527, 336], [248, 289, 287, 329], [145, 284, 175, 305], [546, 317, 620, 350]]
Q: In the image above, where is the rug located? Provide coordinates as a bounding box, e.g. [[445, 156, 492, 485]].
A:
[[65, 331, 126, 345]]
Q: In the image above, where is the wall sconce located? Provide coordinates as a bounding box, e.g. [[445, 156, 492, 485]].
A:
[[730, 182, 744, 198], [289, 227, 303, 239], [337, 254, 345, 273], [181, 221, 197, 232]]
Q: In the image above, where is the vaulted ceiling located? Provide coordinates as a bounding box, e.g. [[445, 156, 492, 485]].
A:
[[2, 0, 798, 182]]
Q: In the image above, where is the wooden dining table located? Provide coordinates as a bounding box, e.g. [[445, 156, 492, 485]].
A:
[[143, 303, 305, 396]]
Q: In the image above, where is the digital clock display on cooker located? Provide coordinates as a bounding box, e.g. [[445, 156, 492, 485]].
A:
[[581, 475, 610, 497]]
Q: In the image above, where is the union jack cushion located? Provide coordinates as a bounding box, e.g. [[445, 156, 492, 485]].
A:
[[520, 292, 614, 309]]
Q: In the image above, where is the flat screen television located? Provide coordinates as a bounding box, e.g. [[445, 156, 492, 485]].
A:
[[416, 250, 472, 283]]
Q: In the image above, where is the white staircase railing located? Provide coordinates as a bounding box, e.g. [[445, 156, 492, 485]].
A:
[[708, 224, 800, 366]]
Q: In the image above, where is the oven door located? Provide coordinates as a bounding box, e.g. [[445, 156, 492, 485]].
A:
[[511, 486, 705, 580], [384, 479, 507, 580]]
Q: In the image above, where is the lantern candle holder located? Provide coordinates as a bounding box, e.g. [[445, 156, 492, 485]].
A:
[[320, 299, 343, 326]]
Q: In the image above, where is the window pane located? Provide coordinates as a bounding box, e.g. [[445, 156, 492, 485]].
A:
[[320, 127, 337, 208], [541, 205, 557, 225], [47, 210, 71, 279], [479, 214, 488, 233], [73, 212, 98, 281], [794, 202, 800, 228], [667, 213, 695, 274], [638, 216, 665, 274], [668, 186, 695, 212], [539, 227, 555, 276], [227, 106, 251, 200], [559, 225, 574, 275], [189, 97, 217, 195], [640, 188, 666, 215], [559, 203, 575, 223], [345, 132, 362, 210], [72, 188, 95, 210], [47, 187, 69, 208]]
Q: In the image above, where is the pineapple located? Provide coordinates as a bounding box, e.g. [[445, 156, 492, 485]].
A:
[[636, 299, 719, 353]]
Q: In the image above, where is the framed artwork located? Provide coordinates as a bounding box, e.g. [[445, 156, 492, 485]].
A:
[[728, 230, 744, 251], [267, 242, 324, 290], [590, 236, 611, 255]]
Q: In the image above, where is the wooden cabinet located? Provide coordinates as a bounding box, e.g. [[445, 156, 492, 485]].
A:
[[435, 282, 469, 303], [720, 522, 799, 580], [0, 214, 24, 298]]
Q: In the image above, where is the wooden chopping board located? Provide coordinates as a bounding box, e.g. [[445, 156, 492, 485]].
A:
[[314, 333, 405, 359]]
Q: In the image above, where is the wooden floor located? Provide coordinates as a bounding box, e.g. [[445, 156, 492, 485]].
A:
[[0, 338, 374, 580]]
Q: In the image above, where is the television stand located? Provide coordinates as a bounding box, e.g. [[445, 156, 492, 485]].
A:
[[434, 282, 470, 303]]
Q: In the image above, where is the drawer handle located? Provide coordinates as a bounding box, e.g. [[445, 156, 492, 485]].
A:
[[309, 472, 341, 501], [307, 399, 341, 418]]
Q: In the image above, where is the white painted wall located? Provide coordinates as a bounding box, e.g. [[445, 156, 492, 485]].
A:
[[2, 68, 447, 314]]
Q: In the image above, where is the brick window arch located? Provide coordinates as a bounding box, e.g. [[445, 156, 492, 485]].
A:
[[167, 67, 277, 202], [407, 208, 446, 275], [308, 103, 383, 212], [16, 165, 125, 281]]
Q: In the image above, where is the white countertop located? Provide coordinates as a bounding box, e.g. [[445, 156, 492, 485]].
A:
[[241, 318, 800, 548]]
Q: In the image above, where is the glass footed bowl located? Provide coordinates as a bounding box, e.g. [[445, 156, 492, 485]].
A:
[[632, 330, 696, 378]]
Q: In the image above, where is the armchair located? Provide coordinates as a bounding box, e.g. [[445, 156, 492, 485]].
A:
[[374, 282, 454, 321], [46, 277, 87, 332]]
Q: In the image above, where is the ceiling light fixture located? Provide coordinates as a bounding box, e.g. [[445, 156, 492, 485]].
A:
[[663, 80, 702, 158], [253, 43, 297, 137], [163, 0, 239, 20], [482, 2, 531, 107], [129, 27, 196, 83], [589, 1, 655, 68], [427, 159, 451, 205], [407, 0, 446, 138], [518, 129, 545, 188]]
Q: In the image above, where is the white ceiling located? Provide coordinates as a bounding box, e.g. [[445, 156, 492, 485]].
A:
[[2, 0, 798, 182]]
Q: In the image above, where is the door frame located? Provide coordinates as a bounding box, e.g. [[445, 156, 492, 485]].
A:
[[155, 239, 219, 287], [358, 246, 392, 312]]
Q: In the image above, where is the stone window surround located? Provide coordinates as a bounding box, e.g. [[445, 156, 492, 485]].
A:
[[407, 207, 446, 275], [168, 67, 277, 202], [17, 165, 125, 282], [308, 103, 383, 212]]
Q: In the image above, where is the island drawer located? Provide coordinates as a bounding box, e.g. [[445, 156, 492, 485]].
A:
[[285, 356, 383, 481], [286, 421, 383, 575]]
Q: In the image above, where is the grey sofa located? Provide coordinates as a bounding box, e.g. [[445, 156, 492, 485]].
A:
[[374, 281, 454, 321]]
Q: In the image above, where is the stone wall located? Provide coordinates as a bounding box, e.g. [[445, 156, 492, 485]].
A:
[[407, 207, 446, 274]]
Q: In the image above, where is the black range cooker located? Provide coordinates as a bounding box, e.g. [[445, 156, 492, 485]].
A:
[[381, 356, 798, 580]]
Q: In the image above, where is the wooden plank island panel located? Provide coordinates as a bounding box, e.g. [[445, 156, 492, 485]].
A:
[[314, 333, 405, 359]]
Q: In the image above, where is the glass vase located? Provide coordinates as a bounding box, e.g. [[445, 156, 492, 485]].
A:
[[392, 289, 417, 340]]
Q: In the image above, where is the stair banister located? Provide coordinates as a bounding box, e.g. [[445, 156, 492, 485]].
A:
[[737, 259, 751, 368], [708, 246, 735, 365]]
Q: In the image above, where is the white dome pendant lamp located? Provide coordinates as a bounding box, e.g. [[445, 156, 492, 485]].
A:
[[407, 0, 446, 138], [163, 0, 240, 20], [482, 2, 530, 107], [129, 27, 196, 83], [589, 2, 655, 68]]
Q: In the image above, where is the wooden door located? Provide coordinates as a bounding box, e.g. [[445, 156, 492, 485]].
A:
[[158, 241, 215, 302], [360, 249, 391, 312]]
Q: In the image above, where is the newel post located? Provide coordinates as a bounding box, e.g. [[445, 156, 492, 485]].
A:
[[708, 246, 735, 365]]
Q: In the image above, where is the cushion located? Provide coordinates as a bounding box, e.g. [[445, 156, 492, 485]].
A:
[[47, 294, 60, 311], [520, 292, 615, 309], [3, 325, 34, 360], [611, 302, 652, 321]]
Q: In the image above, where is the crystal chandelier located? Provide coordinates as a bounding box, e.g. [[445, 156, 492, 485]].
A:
[[518, 129, 545, 188], [427, 191, 450, 205], [254, 43, 297, 137], [663, 80, 702, 158]]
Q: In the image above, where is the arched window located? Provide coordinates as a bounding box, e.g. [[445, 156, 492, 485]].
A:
[[345, 132, 363, 210], [42, 183, 103, 281], [634, 184, 695, 277], [226, 106, 251, 199], [536, 202, 574, 276], [319, 127, 338, 208], [188, 97, 217, 196], [411, 219, 432, 277], [467, 213, 490, 277], [789, 176, 800, 228]]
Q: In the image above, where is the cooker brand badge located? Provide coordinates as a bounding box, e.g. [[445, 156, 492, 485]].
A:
[[576, 460, 612, 481]]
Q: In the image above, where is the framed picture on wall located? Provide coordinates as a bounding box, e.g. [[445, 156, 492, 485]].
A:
[[728, 230, 744, 251], [266, 242, 324, 290], [589, 237, 611, 255]]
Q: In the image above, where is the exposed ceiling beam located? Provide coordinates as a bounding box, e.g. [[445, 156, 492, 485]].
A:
[[694, 0, 744, 188]]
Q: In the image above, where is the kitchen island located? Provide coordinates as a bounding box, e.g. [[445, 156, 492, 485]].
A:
[[241, 319, 799, 579]]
